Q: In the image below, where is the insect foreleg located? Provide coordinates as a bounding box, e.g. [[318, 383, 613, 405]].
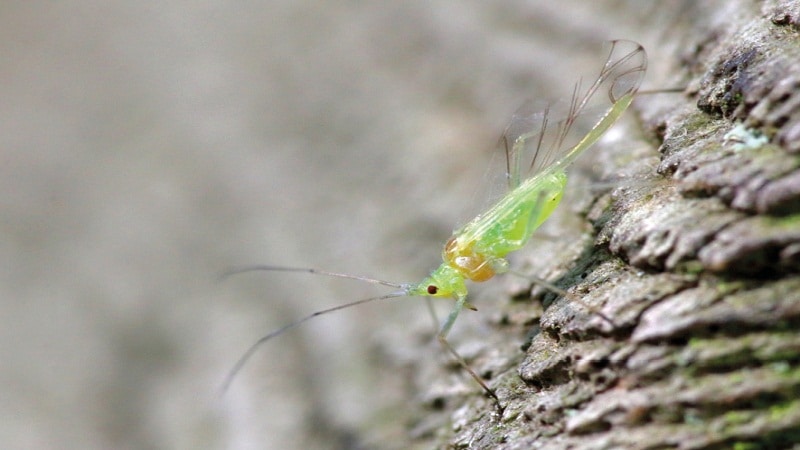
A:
[[436, 295, 504, 413]]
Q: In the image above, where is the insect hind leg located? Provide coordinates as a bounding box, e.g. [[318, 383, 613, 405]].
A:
[[507, 269, 616, 329]]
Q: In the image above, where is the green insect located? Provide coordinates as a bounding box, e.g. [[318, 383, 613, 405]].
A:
[[222, 40, 647, 412]]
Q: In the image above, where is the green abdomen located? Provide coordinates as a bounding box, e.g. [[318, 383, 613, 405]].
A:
[[469, 171, 567, 257]]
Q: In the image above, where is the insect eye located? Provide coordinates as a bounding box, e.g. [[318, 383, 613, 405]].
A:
[[427, 285, 438, 295]]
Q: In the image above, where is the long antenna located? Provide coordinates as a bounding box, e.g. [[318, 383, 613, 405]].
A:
[[219, 266, 412, 393], [220, 264, 410, 290], [638, 87, 684, 95]]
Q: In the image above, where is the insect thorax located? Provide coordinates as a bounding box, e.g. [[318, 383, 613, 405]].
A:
[[443, 236, 503, 282]]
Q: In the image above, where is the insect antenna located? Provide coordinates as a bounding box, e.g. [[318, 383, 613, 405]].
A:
[[638, 87, 684, 95], [220, 264, 410, 290], [220, 291, 408, 393], [218, 265, 412, 393]]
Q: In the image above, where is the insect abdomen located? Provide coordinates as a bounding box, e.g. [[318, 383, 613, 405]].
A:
[[474, 172, 567, 256]]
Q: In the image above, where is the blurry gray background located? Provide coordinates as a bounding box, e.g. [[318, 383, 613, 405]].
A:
[[0, 2, 685, 449]]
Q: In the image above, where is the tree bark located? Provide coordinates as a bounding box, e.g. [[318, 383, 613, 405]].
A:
[[399, 1, 800, 448]]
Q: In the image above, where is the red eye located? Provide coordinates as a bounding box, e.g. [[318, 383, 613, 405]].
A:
[[427, 285, 438, 295]]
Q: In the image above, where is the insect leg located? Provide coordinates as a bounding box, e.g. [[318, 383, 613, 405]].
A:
[[423, 297, 440, 333], [508, 270, 615, 328], [437, 295, 504, 413]]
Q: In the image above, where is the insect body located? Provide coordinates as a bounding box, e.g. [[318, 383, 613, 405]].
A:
[[223, 40, 647, 413]]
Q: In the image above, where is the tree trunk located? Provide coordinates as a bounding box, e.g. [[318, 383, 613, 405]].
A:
[[398, 1, 800, 448]]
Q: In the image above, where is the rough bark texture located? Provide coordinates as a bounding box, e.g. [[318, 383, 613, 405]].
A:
[[5, 1, 800, 449], [399, 2, 800, 449]]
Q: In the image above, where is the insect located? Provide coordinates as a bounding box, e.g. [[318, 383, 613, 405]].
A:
[[222, 40, 647, 413]]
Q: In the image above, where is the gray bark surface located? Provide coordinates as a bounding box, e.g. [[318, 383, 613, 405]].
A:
[[400, 1, 800, 449], [3, 1, 799, 449]]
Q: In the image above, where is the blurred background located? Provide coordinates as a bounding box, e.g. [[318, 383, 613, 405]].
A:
[[0, 1, 689, 449]]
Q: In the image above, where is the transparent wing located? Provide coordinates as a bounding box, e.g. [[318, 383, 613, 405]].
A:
[[501, 40, 647, 190]]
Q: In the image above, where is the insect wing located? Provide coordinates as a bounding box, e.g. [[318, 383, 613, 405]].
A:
[[500, 99, 551, 190], [501, 40, 647, 189]]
